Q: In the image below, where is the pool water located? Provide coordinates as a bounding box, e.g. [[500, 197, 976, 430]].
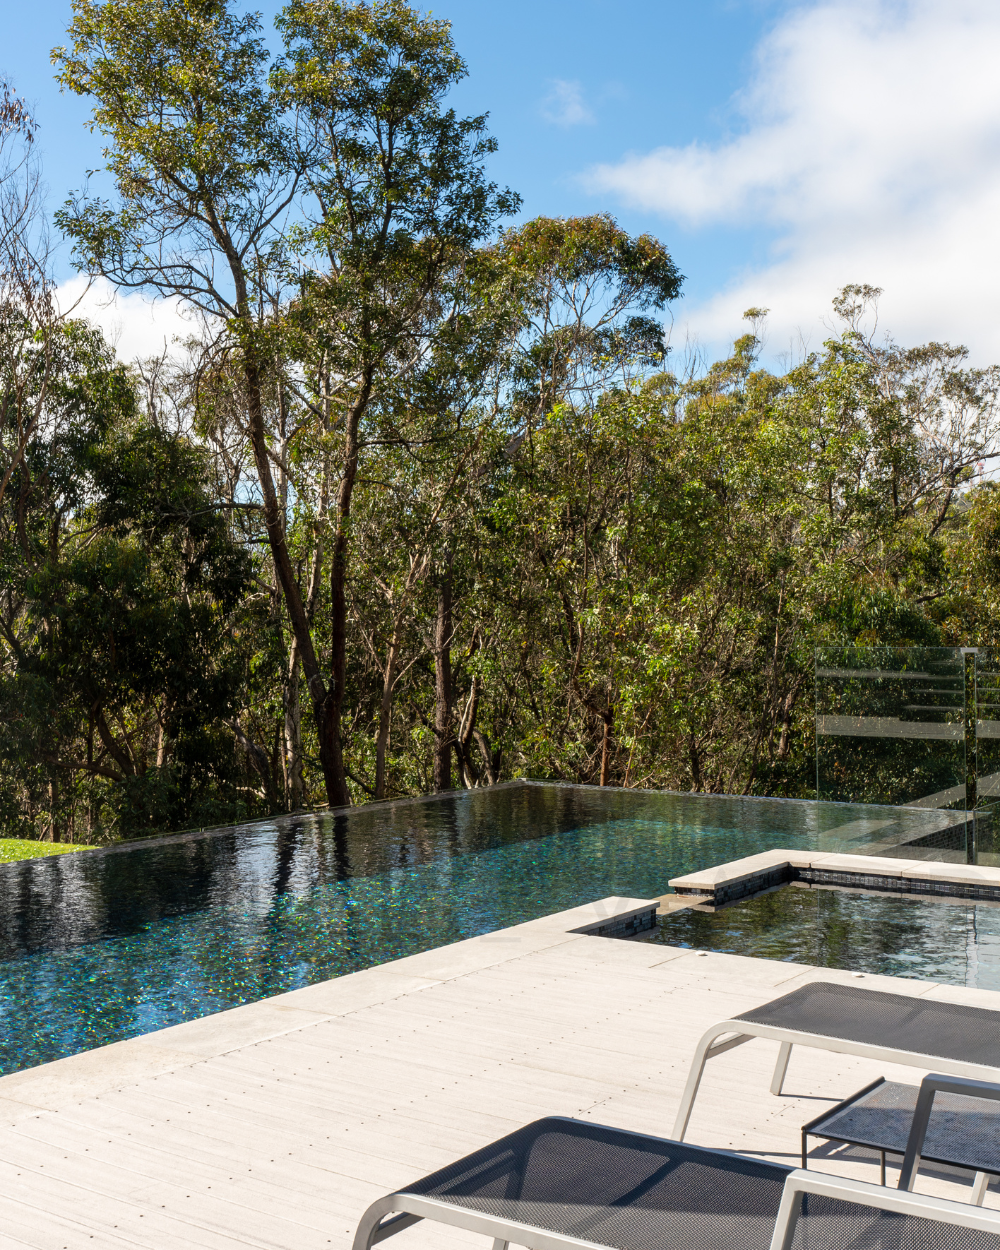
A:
[[636, 885, 1000, 988], [0, 782, 969, 1073]]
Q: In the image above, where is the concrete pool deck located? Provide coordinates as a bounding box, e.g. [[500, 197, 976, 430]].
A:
[[0, 896, 998, 1249]]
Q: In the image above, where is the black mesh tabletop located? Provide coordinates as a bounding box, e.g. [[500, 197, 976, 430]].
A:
[[736, 982, 1000, 1067], [808, 1081, 1000, 1174], [403, 1118, 791, 1250]]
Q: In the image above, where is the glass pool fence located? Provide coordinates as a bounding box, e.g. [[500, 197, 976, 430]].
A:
[[816, 646, 1000, 865]]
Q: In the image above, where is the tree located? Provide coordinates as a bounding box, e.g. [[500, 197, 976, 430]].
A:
[[55, 0, 517, 808], [271, 0, 517, 803], [53, 0, 329, 800], [0, 318, 260, 839], [451, 215, 684, 786]]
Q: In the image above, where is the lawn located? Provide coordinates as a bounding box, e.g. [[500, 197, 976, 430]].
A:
[[0, 839, 98, 863]]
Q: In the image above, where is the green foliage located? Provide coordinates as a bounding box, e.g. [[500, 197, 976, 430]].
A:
[[0, 317, 267, 840], [54, 0, 286, 311], [13, 4, 1000, 831]]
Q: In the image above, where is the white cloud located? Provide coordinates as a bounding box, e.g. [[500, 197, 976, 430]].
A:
[[540, 79, 595, 128], [55, 275, 196, 363], [587, 0, 1000, 365]]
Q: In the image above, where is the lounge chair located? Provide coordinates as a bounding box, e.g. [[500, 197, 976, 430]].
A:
[[674, 981, 1000, 1140], [352, 1115, 1000, 1250]]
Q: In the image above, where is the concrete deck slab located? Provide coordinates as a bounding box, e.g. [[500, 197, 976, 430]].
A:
[[0, 892, 997, 1249]]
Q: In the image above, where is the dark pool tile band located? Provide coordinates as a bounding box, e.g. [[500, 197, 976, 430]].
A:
[[698, 864, 791, 905], [571, 905, 659, 938], [804, 868, 1000, 903], [669, 851, 1000, 908]]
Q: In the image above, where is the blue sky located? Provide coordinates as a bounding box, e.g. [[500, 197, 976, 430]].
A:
[[8, 0, 1000, 367]]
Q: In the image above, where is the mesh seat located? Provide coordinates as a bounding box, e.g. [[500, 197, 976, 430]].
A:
[[390, 1118, 1000, 1250], [403, 1117, 791, 1250], [736, 982, 1000, 1066]]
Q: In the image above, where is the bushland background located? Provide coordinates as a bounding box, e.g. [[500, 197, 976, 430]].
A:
[[3, 0, 999, 843]]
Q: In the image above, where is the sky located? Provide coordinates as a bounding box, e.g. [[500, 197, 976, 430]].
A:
[[6, 0, 1000, 370]]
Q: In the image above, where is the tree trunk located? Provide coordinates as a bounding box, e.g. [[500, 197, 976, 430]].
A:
[[374, 623, 403, 801], [454, 679, 480, 788], [327, 385, 371, 808], [47, 777, 60, 842], [433, 568, 453, 792], [599, 706, 614, 786], [688, 733, 703, 792], [473, 728, 500, 785], [283, 645, 304, 810], [776, 676, 805, 760], [241, 351, 346, 808]]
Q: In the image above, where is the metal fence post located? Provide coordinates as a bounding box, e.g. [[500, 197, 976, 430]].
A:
[[965, 649, 978, 865]]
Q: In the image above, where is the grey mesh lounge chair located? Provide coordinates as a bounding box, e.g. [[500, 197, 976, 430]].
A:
[[673, 981, 1000, 1141], [352, 1115, 1000, 1250]]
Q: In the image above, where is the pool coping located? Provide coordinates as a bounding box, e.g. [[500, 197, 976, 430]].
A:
[[0, 894, 660, 1115], [669, 850, 1000, 906]]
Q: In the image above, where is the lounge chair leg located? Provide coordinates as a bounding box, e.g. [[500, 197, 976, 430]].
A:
[[972, 1172, 990, 1206], [353, 1197, 403, 1250], [770, 1042, 792, 1095], [673, 1025, 754, 1141], [492, 1240, 509, 1250], [880, 1151, 886, 1187], [672, 1030, 718, 1140]]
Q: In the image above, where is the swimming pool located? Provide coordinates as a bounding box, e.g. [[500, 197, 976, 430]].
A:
[[0, 782, 969, 1073], [633, 884, 1000, 990]]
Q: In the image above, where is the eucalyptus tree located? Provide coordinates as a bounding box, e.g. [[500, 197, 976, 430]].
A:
[[271, 0, 518, 803], [55, 0, 517, 808], [457, 217, 684, 785], [499, 215, 683, 429]]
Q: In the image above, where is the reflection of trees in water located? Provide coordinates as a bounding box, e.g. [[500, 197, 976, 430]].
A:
[[657, 887, 976, 982], [0, 785, 637, 1035], [0, 784, 941, 965], [2, 782, 978, 1074], [0, 835, 227, 958]]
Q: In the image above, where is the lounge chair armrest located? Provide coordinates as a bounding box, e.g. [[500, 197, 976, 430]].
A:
[[353, 1191, 618, 1250], [770, 1167, 1000, 1250], [898, 1073, 1000, 1192]]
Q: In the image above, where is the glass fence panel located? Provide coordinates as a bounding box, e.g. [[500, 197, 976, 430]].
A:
[[816, 645, 970, 860]]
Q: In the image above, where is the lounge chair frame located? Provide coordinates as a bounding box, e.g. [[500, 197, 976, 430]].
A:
[[354, 1129, 1000, 1250], [673, 1015, 1000, 1141], [898, 1073, 1000, 1199]]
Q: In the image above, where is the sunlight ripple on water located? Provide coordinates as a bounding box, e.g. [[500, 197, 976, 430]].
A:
[[0, 783, 984, 1073]]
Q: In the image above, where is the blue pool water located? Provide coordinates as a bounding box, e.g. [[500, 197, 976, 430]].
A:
[[0, 782, 966, 1073], [635, 885, 1000, 990]]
